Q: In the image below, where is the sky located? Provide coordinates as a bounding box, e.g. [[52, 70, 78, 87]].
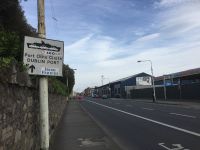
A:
[[21, 0, 200, 92]]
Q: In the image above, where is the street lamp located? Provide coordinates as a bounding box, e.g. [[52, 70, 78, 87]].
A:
[[104, 77, 111, 98], [101, 75, 111, 98], [137, 60, 156, 102], [101, 75, 104, 86]]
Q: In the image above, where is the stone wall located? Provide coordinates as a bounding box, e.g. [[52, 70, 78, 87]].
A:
[[0, 64, 67, 150]]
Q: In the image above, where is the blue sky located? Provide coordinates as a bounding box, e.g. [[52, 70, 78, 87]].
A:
[[21, 0, 200, 92]]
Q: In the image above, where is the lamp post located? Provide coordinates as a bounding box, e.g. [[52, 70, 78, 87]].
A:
[[101, 75, 111, 98], [137, 60, 156, 102], [105, 77, 111, 98], [163, 75, 167, 100], [101, 75, 104, 86]]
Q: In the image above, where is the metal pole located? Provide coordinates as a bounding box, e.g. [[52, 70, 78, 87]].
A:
[[137, 60, 156, 102], [66, 74, 69, 100], [38, 0, 49, 149], [150, 61, 156, 102], [39, 77, 49, 150], [163, 75, 167, 100], [101, 75, 104, 86], [179, 78, 182, 99], [109, 82, 111, 98]]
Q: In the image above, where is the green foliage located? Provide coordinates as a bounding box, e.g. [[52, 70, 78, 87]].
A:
[[0, 1, 76, 96], [0, 29, 21, 60], [50, 77, 68, 96], [0, 0, 37, 61], [0, 57, 14, 68], [56, 64, 75, 95]]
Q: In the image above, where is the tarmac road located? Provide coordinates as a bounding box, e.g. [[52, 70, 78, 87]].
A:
[[80, 98, 200, 150]]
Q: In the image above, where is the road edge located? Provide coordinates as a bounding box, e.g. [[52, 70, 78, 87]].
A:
[[79, 101, 132, 150]]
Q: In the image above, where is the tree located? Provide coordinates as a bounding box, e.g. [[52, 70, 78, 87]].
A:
[[0, 29, 20, 59], [0, 0, 37, 61], [57, 64, 75, 95]]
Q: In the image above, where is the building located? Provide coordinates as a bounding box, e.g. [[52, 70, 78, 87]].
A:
[[84, 87, 95, 97], [130, 68, 200, 100], [95, 72, 152, 98]]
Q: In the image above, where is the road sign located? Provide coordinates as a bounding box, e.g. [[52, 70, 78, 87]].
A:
[[23, 36, 64, 76]]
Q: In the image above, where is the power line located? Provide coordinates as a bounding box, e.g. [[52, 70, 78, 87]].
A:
[[49, 0, 59, 34]]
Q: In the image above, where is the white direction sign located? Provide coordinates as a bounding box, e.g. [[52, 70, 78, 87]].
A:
[[23, 36, 64, 76]]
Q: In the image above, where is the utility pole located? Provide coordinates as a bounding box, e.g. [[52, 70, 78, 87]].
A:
[[101, 75, 104, 86], [66, 70, 69, 101], [150, 61, 156, 102], [38, 0, 49, 150], [163, 75, 167, 100]]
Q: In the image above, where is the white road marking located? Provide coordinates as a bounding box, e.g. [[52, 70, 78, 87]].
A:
[[86, 100, 200, 137], [142, 107, 154, 111], [158, 143, 190, 150], [169, 113, 196, 119]]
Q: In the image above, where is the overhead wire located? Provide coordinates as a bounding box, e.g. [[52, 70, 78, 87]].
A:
[[49, 0, 59, 34]]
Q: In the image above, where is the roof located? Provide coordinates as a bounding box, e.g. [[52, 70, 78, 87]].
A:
[[95, 72, 151, 88], [155, 68, 200, 81], [110, 72, 151, 84], [172, 68, 200, 78]]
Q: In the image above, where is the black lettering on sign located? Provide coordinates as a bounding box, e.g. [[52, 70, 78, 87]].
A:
[[27, 58, 45, 63], [47, 60, 59, 64], [48, 56, 62, 60], [47, 51, 55, 55], [37, 54, 47, 59], [25, 53, 35, 58]]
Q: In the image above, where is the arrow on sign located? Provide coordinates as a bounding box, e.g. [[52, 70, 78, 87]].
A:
[[29, 65, 35, 73]]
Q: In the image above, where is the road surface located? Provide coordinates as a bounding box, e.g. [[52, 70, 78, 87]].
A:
[[80, 97, 200, 150]]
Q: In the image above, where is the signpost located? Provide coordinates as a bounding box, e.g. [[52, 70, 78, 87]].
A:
[[23, 0, 65, 149], [23, 36, 64, 76], [23, 36, 64, 150]]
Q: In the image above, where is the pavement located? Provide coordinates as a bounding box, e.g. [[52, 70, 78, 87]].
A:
[[51, 100, 121, 150]]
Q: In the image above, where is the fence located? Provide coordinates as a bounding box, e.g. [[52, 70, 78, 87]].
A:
[[130, 83, 200, 100]]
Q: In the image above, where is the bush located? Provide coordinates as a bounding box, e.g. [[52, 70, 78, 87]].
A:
[[49, 77, 68, 96], [0, 29, 21, 61]]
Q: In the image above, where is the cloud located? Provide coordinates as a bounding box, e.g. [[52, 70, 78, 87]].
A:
[[65, 0, 200, 92], [158, 2, 200, 32], [154, 0, 198, 8], [64, 34, 118, 65], [136, 33, 160, 42], [74, 39, 200, 91], [21, 0, 200, 92]]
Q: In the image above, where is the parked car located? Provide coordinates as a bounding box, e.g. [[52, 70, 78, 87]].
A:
[[92, 94, 96, 98], [102, 95, 108, 99], [115, 94, 120, 98], [76, 95, 84, 100], [92, 94, 100, 98]]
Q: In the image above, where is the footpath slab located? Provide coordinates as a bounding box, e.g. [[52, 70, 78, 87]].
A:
[[51, 100, 121, 150]]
